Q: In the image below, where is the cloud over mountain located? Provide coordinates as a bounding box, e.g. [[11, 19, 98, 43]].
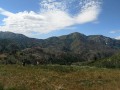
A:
[[0, 0, 102, 36], [115, 36, 120, 40], [110, 30, 120, 34]]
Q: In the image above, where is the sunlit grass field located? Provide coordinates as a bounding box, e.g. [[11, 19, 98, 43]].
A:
[[0, 65, 120, 90]]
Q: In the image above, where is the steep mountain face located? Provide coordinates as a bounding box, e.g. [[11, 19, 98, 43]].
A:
[[0, 32, 43, 53], [0, 31, 120, 64], [42, 32, 120, 53], [87, 35, 120, 49], [37, 32, 120, 62]]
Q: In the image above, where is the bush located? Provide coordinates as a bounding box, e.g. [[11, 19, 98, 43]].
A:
[[0, 83, 4, 90]]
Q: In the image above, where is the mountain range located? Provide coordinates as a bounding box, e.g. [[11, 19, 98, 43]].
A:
[[0, 31, 120, 65]]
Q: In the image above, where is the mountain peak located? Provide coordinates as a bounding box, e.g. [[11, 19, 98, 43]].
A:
[[70, 32, 86, 36], [59, 32, 86, 40]]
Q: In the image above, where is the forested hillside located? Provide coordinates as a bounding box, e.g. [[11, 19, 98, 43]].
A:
[[0, 31, 120, 65]]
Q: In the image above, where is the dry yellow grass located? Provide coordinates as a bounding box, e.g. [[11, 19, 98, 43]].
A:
[[0, 65, 120, 90]]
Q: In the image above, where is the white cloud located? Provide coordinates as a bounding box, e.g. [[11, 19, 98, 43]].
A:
[[75, 0, 101, 24], [115, 36, 120, 40], [0, 8, 14, 16], [109, 30, 120, 34], [75, 6, 100, 24], [0, 0, 102, 37]]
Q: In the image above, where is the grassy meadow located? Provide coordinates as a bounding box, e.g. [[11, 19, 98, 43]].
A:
[[0, 65, 119, 90]]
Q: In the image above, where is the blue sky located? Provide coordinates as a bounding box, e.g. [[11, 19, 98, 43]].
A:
[[0, 0, 120, 39]]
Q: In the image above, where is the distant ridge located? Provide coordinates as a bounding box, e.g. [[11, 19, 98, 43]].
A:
[[0, 32, 119, 53], [0, 31, 120, 64]]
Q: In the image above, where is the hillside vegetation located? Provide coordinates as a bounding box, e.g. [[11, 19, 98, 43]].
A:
[[0, 32, 120, 65], [88, 52, 120, 68]]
